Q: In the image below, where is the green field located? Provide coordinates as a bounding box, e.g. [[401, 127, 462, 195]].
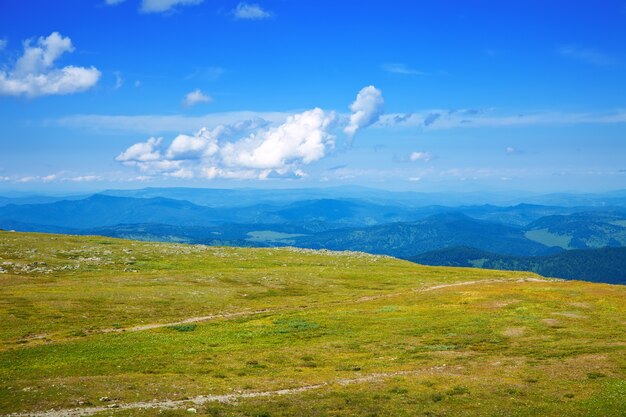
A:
[[0, 231, 625, 416]]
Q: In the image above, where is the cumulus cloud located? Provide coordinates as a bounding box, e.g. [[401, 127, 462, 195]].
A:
[[409, 151, 432, 162], [233, 2, 272, 19], [0, 32, 100, 97], [344, 85, 384, 139], [165, 126, 222, 159], [221, 108, 334, 169], [116, 137, 163, 163], [182, 89, 212, 107], [116, 108, 335, 180], [141, 0, 203, 13]]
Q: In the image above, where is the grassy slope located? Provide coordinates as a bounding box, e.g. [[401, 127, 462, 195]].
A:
[[0, 231, 624, 416]]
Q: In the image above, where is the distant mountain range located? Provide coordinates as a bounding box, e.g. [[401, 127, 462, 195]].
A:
[[0, 187, 625, 284], [291, 212, 559, 257], [3, 186, 626, 208]]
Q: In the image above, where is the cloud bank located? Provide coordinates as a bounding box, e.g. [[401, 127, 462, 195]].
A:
[[0, 32, 101, 97]]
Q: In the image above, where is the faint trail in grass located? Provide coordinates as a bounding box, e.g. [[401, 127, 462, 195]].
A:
[[7, 366, 460, 417], [355, 277, 553, 302], [99, 308, 272, 333]]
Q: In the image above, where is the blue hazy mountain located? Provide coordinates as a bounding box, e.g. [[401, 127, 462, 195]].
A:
[[0, 195, 225, 229], [291, 212, 560, 258], [97, 187, 626, 208]]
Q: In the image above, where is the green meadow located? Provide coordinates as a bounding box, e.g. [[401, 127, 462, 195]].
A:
[[0, 231, 624, 416]]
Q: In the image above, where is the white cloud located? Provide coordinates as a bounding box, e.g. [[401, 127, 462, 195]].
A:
[[182, 89, 212, 107], [116, 137, 163, 163], [234, 2, 272, 19], [165, 126, 222, 159], [409, 151, 432, 162], [105, 0, 126, 4], [558, 45, 611, 66], [140, 0, 203, 13], [0, 32, 100, 97], [220, 108, 335, 169], [0, 39, 7, 51], [116, 108, 335, 180], [344, 85, 384, 139], [167, 168, 194, 179], [382, 63, 424, 75]]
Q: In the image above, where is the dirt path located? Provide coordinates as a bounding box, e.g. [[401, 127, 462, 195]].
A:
[[99, 309, 272, 333], [7, 366, 460, 417], [355, 277, 552, 302]]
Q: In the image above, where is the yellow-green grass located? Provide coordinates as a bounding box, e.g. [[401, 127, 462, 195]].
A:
[[0, 231, 624, 416]]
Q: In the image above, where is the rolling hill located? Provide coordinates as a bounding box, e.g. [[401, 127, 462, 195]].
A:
[[0, 231, 624, 416]]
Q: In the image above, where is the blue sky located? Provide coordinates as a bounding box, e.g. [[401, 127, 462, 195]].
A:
[[0, 0, 625, 193]]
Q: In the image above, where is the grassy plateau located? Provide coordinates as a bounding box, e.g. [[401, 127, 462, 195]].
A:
[[0, 231, 624, 416]]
